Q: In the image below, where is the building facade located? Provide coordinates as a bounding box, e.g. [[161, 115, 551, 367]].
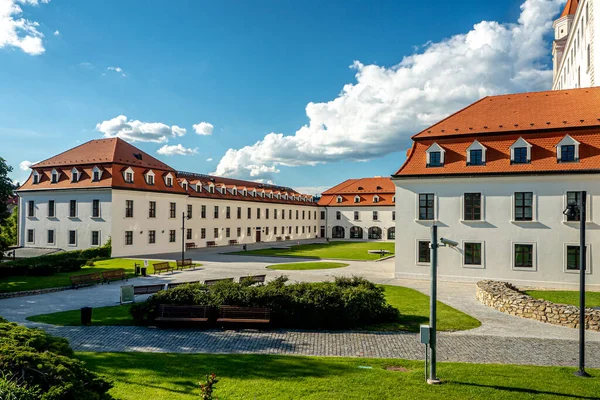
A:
[[17, 138, 320, 257], [393, 87, 600, 289], [318, 177, 395, 241]]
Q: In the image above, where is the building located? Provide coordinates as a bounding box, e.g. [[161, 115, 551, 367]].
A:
[[318, 177, 395, 241], [393, 87, 600, 289], [552, 0, 597, 90], [17, 138, 320, 257]]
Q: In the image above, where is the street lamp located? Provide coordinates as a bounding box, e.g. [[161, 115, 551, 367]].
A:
[[562, 191, 590, 378], [181, 212, 191, 262]]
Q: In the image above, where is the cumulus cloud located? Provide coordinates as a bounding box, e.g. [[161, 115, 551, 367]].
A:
[[193, 122, 214, 136], [0, 0, 50, 55], [107, 66, 127, 77], [53, 29, 59, 36], [157, 144, 198, 156], [213, 0, 563, 180], [206, 157, 213, 162], [96, 115, 187, 143], [19, 160, 37, 171]]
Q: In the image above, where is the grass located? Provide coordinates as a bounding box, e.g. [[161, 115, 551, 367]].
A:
[[231, 241, 395, 261], [26, 284, 480, 332], [524, 290, 600, 308], [0, 258, 197, 293], [266, 262, 349, 270], [77, 352, 600, 400]]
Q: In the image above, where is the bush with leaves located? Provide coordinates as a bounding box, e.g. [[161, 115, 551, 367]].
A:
[[131, 276, 400, 329]]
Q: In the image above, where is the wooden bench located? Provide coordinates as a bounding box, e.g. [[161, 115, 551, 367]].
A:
[[155, 305, 210, 324], [206, 241, 217, 247], [176, 258, 197, 271], [70, 272, 103, 289], [153, 262, 174, 275], [228, 239, 239, 245], [204, 278, 234, 286], [101, 269, 127, 283], [276, 237, 283, 242], [185, 242, 198, 250], [240, 274, 266, 284], [217, 306, 271, 325], [133, 284, 165, 296], [285, 236, 291, 240], [167, 281, 201, 290]]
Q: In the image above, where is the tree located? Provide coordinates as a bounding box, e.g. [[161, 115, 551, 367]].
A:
[[0, 206, 18, 246], [0, 157, 15, 221]]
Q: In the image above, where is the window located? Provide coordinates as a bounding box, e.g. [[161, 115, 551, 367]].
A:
[[266, 227, 270, 235], [514, 192, 533, 221], [149, 201, 156, 218], [560, 145, 576, 162], [320, 211, 325, 220], [187, 205, 193, 219], [125, 172, 133, 183], [418, 194, 434, 220], [289, 210, 292, 219], [464, 242, 482, 266], [93, 170, 101, 182], [354, 211, 359, 221], [373, 211, 378, 221], [428, 151, 442, 167], [68, 230, 77, 246], [288, 226, 292, 234], [147, 174, 154, 185], [214, 206, 219, 218], [28, 200, 35, 217], [418, 241, 430, 263], [247, 207, 252, 219], [556, 135, 580, 162], [170, 203, 176, 218], [48, 200, 55, 217], [336, 211, 341, 220], [295, 226, 299, 234], [387, 227, 395, 240], [282, 209, 286, 220], [257, 208, 261, 219], [214, 228, 219, 239], [225, 228, 230, 238], [514, 244, 533, 268], [183, 182, 188, 191], [464, 193, 481, 221], [350, 226, 363, 239], [392, 211, 395, 221], [468, 149, 484, 166], [513, 147, 528, 164], [302, 210, 305, 219], [373, 195, 379, 203], [314, 211, 317, 220], [91, 231, 100, 246], [169, 230, 176, 243], [51, 171, 58, 183], [27, 229, 34, 243], [69, 200, 77, 218], [187, 228, 192, 240], [336, 196, 342, 203], [237, 207, 242, 219], [201, 205, 206, 218], [247, 227, 251, 236], [71, 170, 79, 183], [332, 226, 345, 238], [354, 196, 360, 203], [296, 210, 299, 219], [125, 200, 134, 218], [566, 192, 582, 221], [274, 209, 278, 219], [166, 177, 173, 187], [237, 227, 241, 237], [201, 228, 206, 239], [266, 209, 270, 219], [33, 173, 39, 184], [149, 230, 156, 244], [92, 199, 100, 218], [47, 230, 55, 244], [226, 206, 231, 219], [566, 245, 582, 271]]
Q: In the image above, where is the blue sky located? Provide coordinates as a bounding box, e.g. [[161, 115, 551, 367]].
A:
[[1, 0, 563, 194]]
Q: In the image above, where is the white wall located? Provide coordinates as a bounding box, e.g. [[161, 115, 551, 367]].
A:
[[323, 205, 395, 240], [394, 174, 600, 289]]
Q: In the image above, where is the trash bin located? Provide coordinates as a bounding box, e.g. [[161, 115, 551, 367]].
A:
[[135, 264, 141, 276], [81, 307, 92, 326], [141, 267, 147, 277]]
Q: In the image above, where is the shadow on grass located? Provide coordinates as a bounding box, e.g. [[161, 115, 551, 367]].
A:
[[453, 381, 599, 399]]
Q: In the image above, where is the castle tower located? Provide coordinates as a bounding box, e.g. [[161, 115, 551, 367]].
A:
[[552, 0, 579, 81]]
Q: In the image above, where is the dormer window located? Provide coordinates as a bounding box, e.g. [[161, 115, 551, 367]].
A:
[[510, 137, 532, 164], [92, 166, 102, 182], [466, 141, 486, 166], [145, 170, 155, 185], [164, 172, 174, 187], [373, 195, 379, 203], [251, 189, 256, 197], [354, 196, 360, 203], [32, 171, 40, 184], [357, 186, 364, 190], [209, 185, 215, 194], [123, 167, 135, 183], [243, 189, 247, 196], [336, 196, 342, 203], [392, 196, 396, 203], [71, 168, 79, 183], [233, 188, 238, 195], [376, 186, 382, 190], [183, 182, 188, 190], [51, 169, 60, 183], [556, 135, 580, 163], [426, 143, 445, 167]]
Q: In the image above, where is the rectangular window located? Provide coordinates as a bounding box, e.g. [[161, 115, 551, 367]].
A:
[[464, 193, 481, 221], [92, 199, 100, 218], [47, 230, 54, 244], [266, 227, 269, 235], [560, 145, 576, 162], [247, 227, 251, 236], [247, 207, 252, 219], [169, 230, 176, 243], [125, 172, 133, 183], [201, 205, 206, 218], [418, 194, 434, 220], [302, 210, 305, 219], [464, 242, 482, 265], [51, 173, 58, 183], [336, 211, 341, 220], [373, 211, 378, 221], [354, 211, 359, 221], [566, 192, 582, 221], [295, 226, 299, 234], [289, 210, 292, 219], [566, 245, 583, 270], [147, 175, 154, 185], [28, 200, 34, 217], [282, 209, 286, 220], [237, 227, 241, 237], [274, 209, 278, 219], [149, 201, 156, 218], [392, 211, 396, 221], [428, 151, 442, 167], [226, 206, 231, 219], [289, 226, 292, 234], [214, 206, 219, 219], [91, 231, 100, 246], [125, 200, 134, 218], [27, 229, 34, 243], [257, 208, 261, 219], [296, 210, 299, 219], [274, 226, 278, 235], [72, 171, 79, 182], [170, 202, 176, 218], [187, 228, 192, 240], [214, 228, 219, 239], [149, 230, 156, 244], [237, 207, 242, 219], [514, 244, 533, 268], [48, 200, 54, 218], [468, 149, 484, 166], [514, 192, 533, 221], [93, 171, 100, 182], [187, 205, 193, 219], [418, 241, 430, 263], [266, 209, 270, 219], [68, 230, 77, 246], [226, 228, 230, 238], [201, 228, 206, 239], [301, 226, 304, 234], [513, 147, 528, 164], [320, 211, 325, 220], [69, 200, 77, 218]]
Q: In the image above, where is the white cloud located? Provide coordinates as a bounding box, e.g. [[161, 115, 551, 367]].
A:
[[0, 0, 50, 55], [96, 115, 187, 143], [107, 66, 127, 77], [206, 158, 213, 162], [53, 29, 59, 36], [213, 0, 564, 180], [193, 122, 214, 136], [157, 144, 198, 156], [19, 160, 37, 171]]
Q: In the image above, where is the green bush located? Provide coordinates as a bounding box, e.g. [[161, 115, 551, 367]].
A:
[[0, 317, 113, 400], [131, 276, 400, 329]]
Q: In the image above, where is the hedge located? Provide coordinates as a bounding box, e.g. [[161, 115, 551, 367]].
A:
[[0, 317, 113, 400], [0, 240, 111, 279], [131, 276, 400, 329]]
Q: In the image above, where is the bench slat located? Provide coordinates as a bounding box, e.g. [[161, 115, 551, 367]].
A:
[[217, 318, 270, 324]]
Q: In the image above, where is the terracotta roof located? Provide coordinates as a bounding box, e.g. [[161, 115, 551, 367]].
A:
[[560, 0, 579, 18], [32, 138, 173, 170], [319, 177, 395, 206], [412, 88, 600, 140]]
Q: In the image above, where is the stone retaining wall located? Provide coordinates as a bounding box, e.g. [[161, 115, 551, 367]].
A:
[[476, 280, 600, 331], [0, 286, 72, 300]]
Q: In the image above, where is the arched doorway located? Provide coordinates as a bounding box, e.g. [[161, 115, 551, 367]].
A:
[[387, 227, 395, 240], [332, 226, 345, 239], [350, 226, 363, 239], [368, 226, 382, 240]]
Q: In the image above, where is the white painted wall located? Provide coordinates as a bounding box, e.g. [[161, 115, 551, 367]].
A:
[[394, 174, 600, 289], [323, 205, 395, 240]]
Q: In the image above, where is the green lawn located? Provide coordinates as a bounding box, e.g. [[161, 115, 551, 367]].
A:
[[27, 304, 135, 326], [524, 290, 600, 308], [231, 241, 395, 261], [0, 258, 195, 293], [77, 352, 599, 400], [266, 262, 349, 270]]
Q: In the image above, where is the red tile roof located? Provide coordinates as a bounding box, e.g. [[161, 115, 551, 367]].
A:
[[319, 177, 395, 206], [560, 0, 579, 17]]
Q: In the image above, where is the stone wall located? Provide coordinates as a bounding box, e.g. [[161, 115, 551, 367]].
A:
[[0, 286, 71, 300], [476, 280, 600, 331]]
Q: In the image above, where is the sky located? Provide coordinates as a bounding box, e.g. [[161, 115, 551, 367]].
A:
[[1, 0, 566, 195]]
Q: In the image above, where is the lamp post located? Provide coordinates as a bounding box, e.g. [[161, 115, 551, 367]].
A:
[[563, 190, 590, 378], [181, 212, 191, 261], [428, 224, 441, 385]]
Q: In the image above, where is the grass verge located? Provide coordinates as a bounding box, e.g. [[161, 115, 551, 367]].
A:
[[230, 241, 395, 261], [524, 290, 600, 308], [27, 304, 135, 326], [266, 262, 349, 270]]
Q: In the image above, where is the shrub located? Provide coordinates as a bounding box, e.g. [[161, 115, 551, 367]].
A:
[[131, 276, 400, 329]]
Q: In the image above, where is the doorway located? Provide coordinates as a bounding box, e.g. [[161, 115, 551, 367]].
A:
[[255, 228, 261, 242]]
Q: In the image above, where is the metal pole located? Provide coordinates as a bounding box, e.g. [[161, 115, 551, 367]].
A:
[[428, 225, 440, 384], [575, 191, 590, 377], [181, 212, 185, 262]]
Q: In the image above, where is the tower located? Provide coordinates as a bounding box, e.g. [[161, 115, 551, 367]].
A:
[[552, 0, 579, 84]]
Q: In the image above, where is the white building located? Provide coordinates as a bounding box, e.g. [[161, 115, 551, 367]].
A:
[[318, 177, 395, 241], [393, 87, 600, 289], [552, 0, 598, 89], [17, 138, 320, 257]]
